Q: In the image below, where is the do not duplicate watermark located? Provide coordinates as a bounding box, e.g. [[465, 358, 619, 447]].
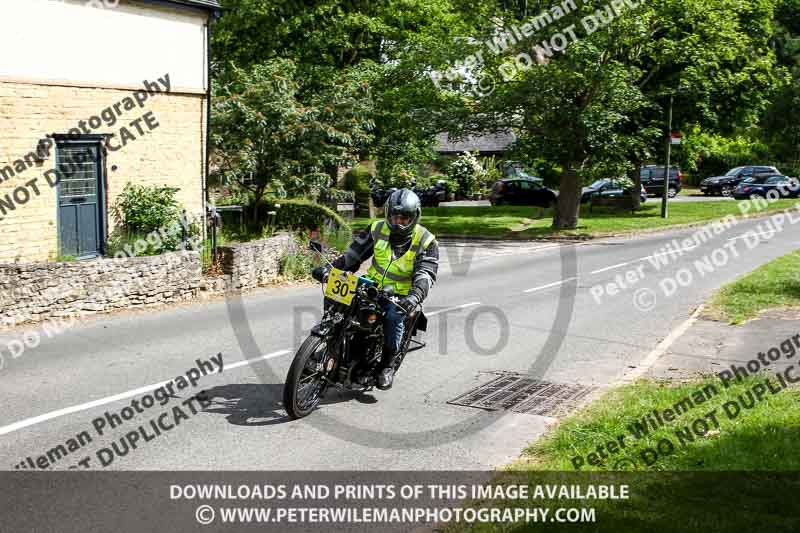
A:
[[0, 74, 171, 223]]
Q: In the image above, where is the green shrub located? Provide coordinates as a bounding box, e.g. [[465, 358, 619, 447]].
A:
[[112, 183, 182, 234], [279, 232, 340, 281], [447, 151, 486, 197], [318, 225, 353, 253], [109, 183, 194, 255], [280, 236, 317, 280], [343, 164, 373, 193], [258, 198, 350, 233], [778, 163, 800, 178], [319, 188, 356, 205], [216, 187, 253, 207], [680, 127, 772, 181], [616, 176, 635, 191]]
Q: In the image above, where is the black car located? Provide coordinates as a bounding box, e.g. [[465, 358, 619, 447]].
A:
[[640, 165, 683, 197], [489, 178, 557, 207], [581, 179, 647, 204], [732, 175, 800, 200], [700, 166, 780, 197]]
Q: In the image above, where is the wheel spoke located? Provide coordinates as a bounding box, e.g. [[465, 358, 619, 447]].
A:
[[298, 371, 320, 385], [293, 341, 331, 410]]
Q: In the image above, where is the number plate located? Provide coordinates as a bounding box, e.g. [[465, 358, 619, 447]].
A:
[[324, 268, 358, 306]]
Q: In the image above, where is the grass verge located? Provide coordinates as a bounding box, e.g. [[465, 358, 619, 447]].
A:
[[521, 377, 800, 471], [706, 249, 800, 324], [353, 200, 798, 239], [444, 376, 800, 533]]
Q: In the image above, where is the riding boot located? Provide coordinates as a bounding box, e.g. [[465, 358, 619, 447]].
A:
[[376, 344, 398, 390]]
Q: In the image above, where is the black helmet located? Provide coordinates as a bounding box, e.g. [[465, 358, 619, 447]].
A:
[[384, 188, 421, 242]]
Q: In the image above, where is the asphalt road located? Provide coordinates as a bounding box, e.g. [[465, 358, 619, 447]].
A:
[[2, 209, 799, 471]]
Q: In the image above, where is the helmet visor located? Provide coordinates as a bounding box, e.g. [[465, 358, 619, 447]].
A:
[[389, 214, 412, 228]]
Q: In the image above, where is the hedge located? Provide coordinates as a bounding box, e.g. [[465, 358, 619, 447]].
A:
[[259, 198, 350, 232], [343, 164, 373, 193]]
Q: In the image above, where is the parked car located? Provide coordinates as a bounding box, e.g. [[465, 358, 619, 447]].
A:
[[581, 179, 647, 204], [640, 165, 682, 197], [503, 161, 538, 180], [732, 175, 800, 200], [489, 178, 557, 207], [700, 166, 780, 197]]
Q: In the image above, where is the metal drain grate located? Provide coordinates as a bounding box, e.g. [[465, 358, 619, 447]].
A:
[[448, 373, 595, 417]]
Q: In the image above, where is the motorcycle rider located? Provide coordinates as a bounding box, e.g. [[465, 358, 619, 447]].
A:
[[313, 189, 439, 390]]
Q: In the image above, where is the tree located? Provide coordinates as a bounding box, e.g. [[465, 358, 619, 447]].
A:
[[212, 0, 483, 181], [211, 60, 375, 221], [761, 0, 800, 168], [466, 0, 785, 228]]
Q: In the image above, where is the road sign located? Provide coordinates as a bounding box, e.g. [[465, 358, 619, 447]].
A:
[[670, 132, 682, 145]]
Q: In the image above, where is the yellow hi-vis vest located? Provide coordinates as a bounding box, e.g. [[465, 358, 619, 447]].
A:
[[366, 220, 435, 296]]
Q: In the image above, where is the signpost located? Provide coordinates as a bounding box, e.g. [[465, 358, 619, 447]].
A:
[[662, 95, 674, 218]]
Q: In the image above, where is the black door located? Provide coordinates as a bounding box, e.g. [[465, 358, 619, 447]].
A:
[[57, 143, 104, 258], [516, 180, 533, 204]]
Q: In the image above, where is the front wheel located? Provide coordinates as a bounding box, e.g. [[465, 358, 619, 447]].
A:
[[283, 335, 332, 420]]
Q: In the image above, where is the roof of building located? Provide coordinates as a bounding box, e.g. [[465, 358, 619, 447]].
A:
[[435, 130, 516, 154], [149, 0, 221, 12]]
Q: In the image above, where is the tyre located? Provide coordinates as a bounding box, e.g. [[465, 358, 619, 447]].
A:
[[283, 335, 331, 420], [668, 188, 678, 199], [721, 186, 733, 197]]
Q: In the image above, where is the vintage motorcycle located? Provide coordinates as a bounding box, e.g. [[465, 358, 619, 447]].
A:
[[371, 178, 447, 208], [369, 178, 397, 209], [283, 241, 428, 420]]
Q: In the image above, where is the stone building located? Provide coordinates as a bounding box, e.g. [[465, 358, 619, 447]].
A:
[[0, 0, 221, 263]]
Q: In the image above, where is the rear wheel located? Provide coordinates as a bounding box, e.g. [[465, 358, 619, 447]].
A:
[[721, 185, 733, 197], [668, 188, 678, 198], [283, 336, 332, 420]]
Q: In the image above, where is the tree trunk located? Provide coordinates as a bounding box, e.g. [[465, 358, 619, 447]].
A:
[[552, 166, 581, 230], [629, 162, 642, 210], [327, 165, 340, 189], [251, 186, 266, 226]]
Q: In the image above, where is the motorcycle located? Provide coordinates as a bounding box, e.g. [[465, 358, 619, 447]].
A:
[[410, 178, 447, 208], [283, 241, 428, 420], [369, 178, 397, 208], [370, 178, 448, 208]]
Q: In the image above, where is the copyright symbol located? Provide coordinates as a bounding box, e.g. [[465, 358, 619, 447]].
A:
[[633, 288, 656, 312], [195, 505, 215, 525], [473, 74, 496, 97], [613, 457, 637, 470]]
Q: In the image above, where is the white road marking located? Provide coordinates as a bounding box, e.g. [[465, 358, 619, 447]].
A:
[[524, 277, 578, 293], [617, 305, 704, 384], [589, 247, 699, 275], [0, 350, 290, 436], [440, 243, 562, 265], [590, 260, 638, 275], [427, 302, 481, 316], [727, 233, 776, 242]]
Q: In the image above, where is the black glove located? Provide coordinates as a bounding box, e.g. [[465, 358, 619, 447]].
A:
[[312, 266, 330, 283], [398, 293, 421, 315]]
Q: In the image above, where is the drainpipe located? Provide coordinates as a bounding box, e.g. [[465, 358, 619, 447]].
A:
[[203, 12, 217, 238]]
